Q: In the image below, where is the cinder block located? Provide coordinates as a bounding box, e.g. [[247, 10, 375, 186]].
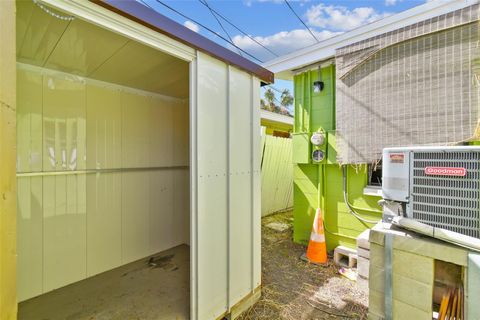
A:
[[369, 228, 386, 246], [358, 256, 370, 279], [369, 227, 469, 266], [334, 246, 357, 267], [393, 236, 469, 266], [357, 228, 371, 250], [392, 273, 433, 313], [369, 289, 384, 316], [369, 265, 385, 293], [357, 247, 370, 259], [349, 254, 358, 268], [369, 264, 433, 313], [393, 249, 434, 285], [393, 299, 432, 320], [370, 243, 385, 268], [357, 275, 369, 292], [368, 312, 384, 320], [369, 281, 432, 319]]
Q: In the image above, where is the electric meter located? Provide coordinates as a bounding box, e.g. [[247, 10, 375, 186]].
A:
[[310, 132, 325, 146], [312, 149, 325, 163]]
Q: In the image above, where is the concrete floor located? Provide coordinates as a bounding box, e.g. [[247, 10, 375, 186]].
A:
[[18, 245, 190, 320]]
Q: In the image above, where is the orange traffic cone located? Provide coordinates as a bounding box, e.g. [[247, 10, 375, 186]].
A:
[[303, 208, 328, 264]]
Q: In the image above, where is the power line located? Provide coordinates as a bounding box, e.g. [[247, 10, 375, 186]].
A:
[[199, 0, 243, 57], [196, 0, 279, 58], [266, 85, 288, 95], [154, 0, 262, 62], [283, 0, 319, 43], [141, 0, 265, 63]]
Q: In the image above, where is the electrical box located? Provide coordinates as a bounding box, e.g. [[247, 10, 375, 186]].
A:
[[311, 130, 327, 164], [327, 131, 337, 164], [292, 133, 310, 164]]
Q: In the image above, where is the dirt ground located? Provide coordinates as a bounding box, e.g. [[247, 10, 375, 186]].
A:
[[239, 211, 368, 320]]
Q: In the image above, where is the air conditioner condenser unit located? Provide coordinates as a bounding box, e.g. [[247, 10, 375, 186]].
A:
[[382, 146, 480, 239]]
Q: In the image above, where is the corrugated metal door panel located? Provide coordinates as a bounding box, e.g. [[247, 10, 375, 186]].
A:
[[251, 77, 262, 291], [121, 171, 150, 264], [43, 174, 87, 292], [86, 172, 122, 277], [148, 170, 174, 253], [193, 53, 261, 320], [196, 52, 229, 320], [17, 68, 43, 173], [173, 168, 190, 246], [85, 84, 123, 277], [42, 74, 86, 172], [120, 91, 150, 168], [228, 67, 253, 306], [149, 97, 174, 167], [172, 101, 189, 166], [16, 176, 43, 301], [85, 83, 122, 170]]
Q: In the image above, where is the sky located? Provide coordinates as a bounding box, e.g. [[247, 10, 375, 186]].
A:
[[142, 0, 431, 112]]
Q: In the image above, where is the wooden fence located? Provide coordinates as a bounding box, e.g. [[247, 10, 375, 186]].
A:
[[261, 135, 293, 216]]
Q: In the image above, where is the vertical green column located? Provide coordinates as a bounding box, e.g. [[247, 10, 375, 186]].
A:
[[292, 65, 382, 251], [293, 66, 336, 247], [293, 164, 318, 245]]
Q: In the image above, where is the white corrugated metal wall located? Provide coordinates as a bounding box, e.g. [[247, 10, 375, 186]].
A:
[[190, 52, 262, 320], [16, 64, 190, 301]]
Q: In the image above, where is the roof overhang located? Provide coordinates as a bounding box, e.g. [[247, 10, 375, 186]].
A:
[[260, 110, 294, 126], [80, 0, 274, 83], [263, 0, 478, 80]]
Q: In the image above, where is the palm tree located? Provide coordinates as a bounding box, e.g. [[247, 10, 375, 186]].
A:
[[280, 89, 293, 108], [264, 88, 275, 112], [260, 88, 294, 116]]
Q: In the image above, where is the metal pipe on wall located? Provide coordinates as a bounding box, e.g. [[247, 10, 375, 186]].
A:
[[342, 165, 380, 224]]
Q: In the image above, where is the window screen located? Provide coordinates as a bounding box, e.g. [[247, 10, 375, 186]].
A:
[[335, 4, 480, 164]]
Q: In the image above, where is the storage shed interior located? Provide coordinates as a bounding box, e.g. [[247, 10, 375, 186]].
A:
[[16, 1, 190, 318]]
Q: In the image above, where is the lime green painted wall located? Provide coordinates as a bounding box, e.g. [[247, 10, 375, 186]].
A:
[[293, 164, 381, 251], [292, 65, 382, 251], [293, 66, 335, 134], [261, 118, 292, 135]]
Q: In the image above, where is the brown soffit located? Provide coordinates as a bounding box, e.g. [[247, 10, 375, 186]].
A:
[[90, 0, 274, 84]]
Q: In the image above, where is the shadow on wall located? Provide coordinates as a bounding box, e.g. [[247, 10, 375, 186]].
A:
[[293, 164, 381, 251]]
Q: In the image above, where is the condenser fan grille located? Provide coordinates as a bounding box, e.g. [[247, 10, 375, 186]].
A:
[[411, 151, 480, 238]]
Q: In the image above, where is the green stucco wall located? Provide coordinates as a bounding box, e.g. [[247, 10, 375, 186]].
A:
[[292, 66, 382, 251]]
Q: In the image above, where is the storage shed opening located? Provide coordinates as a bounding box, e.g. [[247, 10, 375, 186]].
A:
[[16, 2, 190, 319]]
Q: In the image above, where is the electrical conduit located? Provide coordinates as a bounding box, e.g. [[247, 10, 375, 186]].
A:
[[342, 165, 380, 224], [320, 164, 357, 241]]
